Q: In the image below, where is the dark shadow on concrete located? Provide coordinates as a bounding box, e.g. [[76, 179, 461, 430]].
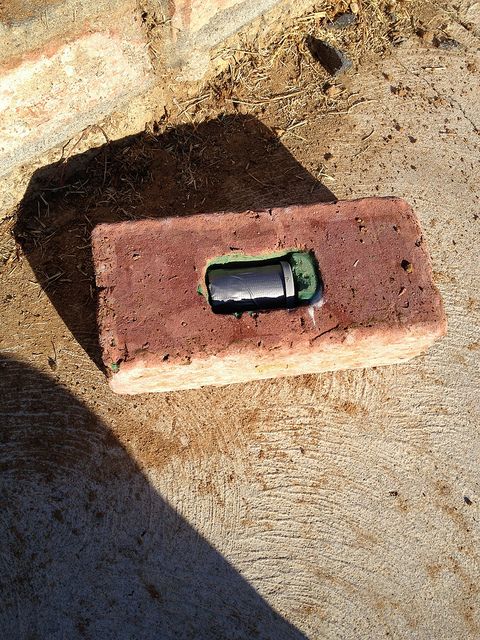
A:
[[0, 355, 308, 639], [14, 114, 336, 368]]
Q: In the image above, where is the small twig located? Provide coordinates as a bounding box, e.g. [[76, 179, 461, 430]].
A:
[[362, 127, 375, 141], [246, 171, 269, 187], [230, 89, 303, 107]]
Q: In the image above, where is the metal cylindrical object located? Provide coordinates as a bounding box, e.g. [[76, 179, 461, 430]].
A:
[[207, 260, 296, 313]]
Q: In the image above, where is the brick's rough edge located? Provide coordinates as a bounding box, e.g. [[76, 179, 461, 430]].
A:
[[109, 320, 446, 394]]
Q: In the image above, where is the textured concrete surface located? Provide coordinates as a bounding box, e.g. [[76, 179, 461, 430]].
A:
[[0, 24, 479, 640], [0, 357, 307, 639], [92, 198, 445, 393]]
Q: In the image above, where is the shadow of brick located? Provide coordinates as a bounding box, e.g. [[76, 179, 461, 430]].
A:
[[0, 355, 308, 639], [14, 114, 336, 368]]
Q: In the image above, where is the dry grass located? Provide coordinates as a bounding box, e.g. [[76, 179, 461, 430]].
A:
[[158, 0, 419, 132]]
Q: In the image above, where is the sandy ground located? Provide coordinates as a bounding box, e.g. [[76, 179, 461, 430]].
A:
[[0, 2, 479, 638]]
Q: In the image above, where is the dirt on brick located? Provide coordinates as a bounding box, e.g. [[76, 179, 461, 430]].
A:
[[0, 0, 480, 637]]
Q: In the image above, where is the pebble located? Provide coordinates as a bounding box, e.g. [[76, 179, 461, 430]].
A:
[[328, 12, 357, 30], [433, 35, 461, 49], [306, 36, 353, 76], [325, 84, 342, 98]]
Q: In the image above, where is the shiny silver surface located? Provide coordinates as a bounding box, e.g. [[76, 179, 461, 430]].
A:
[[207, 261, 296, 313]]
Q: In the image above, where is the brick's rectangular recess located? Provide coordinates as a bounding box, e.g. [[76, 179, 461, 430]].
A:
[[92, 197, 446, 394]]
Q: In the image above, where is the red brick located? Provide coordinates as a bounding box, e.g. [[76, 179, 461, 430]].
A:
[[92, 197, 446, 394]]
